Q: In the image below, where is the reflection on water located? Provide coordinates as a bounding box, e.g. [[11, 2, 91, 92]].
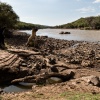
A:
[[20, 29, 100, 42], [1, 77, 62, 93], [46, 77, 62, 84], [2, 82, 35, 93]]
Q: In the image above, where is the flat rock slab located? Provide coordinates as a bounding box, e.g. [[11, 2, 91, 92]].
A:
[[0, 50, 22, 68], [8, 49, 41, 55], [0, 50, 23, 83]]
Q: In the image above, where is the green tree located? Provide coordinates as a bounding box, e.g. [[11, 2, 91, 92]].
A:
[[0, 2, 19, 28], [91, 16, 100, 29]]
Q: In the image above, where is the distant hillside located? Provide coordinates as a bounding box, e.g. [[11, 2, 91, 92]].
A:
[[55, 16, 100, 30], [15, 21, 52, 30]]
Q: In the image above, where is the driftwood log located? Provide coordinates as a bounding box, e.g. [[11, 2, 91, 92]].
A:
[[11, 71, 75, 84], [44, 58, 80, 69], [8, 49, 41, 57], [0, 49, 75, 84]]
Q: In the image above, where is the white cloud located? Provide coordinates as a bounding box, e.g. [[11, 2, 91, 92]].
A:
[[77, 7, 95, 13], [93, 0, 100, 3]]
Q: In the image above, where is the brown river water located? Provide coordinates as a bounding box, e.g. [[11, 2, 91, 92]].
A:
[[1, 29, 100, 93], [21, 29, 100, 42]]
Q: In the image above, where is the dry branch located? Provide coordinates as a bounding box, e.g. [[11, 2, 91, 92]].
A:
[[11, 71, 75, 84], [8, 49, 41, 57]]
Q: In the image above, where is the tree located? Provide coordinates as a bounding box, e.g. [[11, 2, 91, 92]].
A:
[[91, 16, 100, 29], [0, 2, 19, 28]]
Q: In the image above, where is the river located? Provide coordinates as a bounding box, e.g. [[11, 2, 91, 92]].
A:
[[2, 29, 100, 93], [20, 29, 100, 42]]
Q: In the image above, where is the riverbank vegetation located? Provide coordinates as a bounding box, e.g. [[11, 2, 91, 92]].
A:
[[0, 2, 19, 29], [15, 21, 52, 30], [0, 2, 51, 31], [55, 16, 100, 30], [1, 1, 100, 31], [0, 1, 100, 100]]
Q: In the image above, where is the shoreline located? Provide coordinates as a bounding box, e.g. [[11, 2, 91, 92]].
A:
[[19, 29, 100, 42], [0, 31, 100, 99]]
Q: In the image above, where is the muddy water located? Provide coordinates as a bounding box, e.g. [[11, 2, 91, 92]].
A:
[[1, 29, 100, 92], [20, 29, 100, 42], [1, 82, 35, 92], [1, 77, 62, 93]]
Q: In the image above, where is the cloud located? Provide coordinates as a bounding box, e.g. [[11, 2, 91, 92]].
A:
[[77, 7, 95, 13], [93, 0, 100, 3]]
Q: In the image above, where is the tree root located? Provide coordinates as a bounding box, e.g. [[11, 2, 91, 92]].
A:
[[8, 49, 41, 57], [11, 71, 75, 84]]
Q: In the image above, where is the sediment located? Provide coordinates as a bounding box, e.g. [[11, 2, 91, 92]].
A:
[[0, 31, 100, 99]]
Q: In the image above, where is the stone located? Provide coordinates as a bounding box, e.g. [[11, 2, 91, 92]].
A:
[[0, 88, 3, 94], [51, 66, 59, 72], [90, 76, 100, 86], [81, 60, 93, 67], [49, 57, 56, 64], [21, 63, 27, 67]]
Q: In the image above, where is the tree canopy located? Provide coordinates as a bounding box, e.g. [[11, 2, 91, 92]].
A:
[[15, 21, 52, 30], [55, 16, 100, 30], [0, 2, 19, 28], [0, 2, 51, 30]]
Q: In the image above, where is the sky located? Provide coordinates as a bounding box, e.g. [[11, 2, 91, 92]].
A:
[[1, 0, 100, 26]]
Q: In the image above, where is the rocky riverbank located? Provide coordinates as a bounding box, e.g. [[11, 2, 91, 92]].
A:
[[0, 31, 100, 100]]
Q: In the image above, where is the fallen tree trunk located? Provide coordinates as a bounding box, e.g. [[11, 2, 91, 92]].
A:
[[44, 58, 79, 69], [8, 49, 41, 57], [11, 71, 75, 84]]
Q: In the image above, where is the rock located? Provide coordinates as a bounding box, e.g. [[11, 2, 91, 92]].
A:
[[49, 57, 56, 64], [64, 32, 70, 34], [51, 66, 59, 72], [90, 76, 100, 86], [40, 69, 49, 74], [4, 29, 13, 38], [0, 50, 22, 84], [21, 63, 27, 67], [0, 88, 3, 94], [59, 31, 70, 34], [46, 77, 62, 84], [0, 50, 38, 84], [81, 75, 100, 86], [33, 63, 42, 70], [59, 31, 64, 34], [81, 60, 93, 67]]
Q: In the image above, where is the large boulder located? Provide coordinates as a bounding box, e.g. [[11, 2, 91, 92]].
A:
[[59, 31, 70, 34]]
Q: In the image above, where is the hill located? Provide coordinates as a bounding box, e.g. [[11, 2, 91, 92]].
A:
[[15, 21, 52, 30], [55, 16, 100, 30]]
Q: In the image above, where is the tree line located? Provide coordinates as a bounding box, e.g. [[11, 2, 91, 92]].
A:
[[55, 16, 100, 30], [1, 1, 100, 31], [15, 21, 51, 30], [0, 2, 19, 29], [0, 2, 51, 30]]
